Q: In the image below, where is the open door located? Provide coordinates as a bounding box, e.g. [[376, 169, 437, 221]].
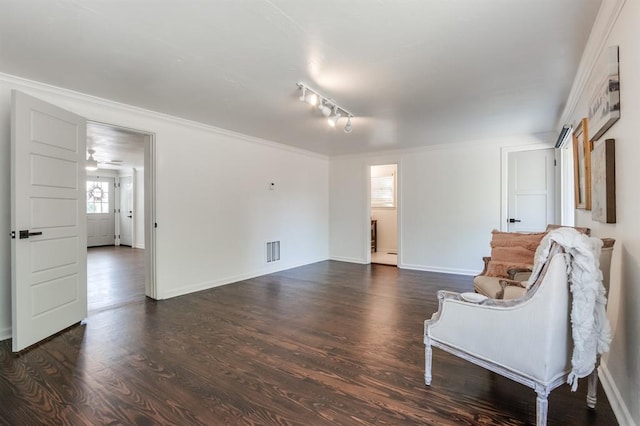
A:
[[10, 90, 87, 352]]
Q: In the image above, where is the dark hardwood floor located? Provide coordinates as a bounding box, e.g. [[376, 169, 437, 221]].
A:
[[87, 245, 146, 313], [0, 261, 617, 425]]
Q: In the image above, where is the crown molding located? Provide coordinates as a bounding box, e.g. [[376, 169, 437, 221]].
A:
[[0, 72, 329, 161], [558, 0, 627, 128]]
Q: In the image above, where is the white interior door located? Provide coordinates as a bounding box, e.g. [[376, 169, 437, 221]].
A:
[[507, 148, 555, 232], [87, 177, 115, 247], [11, 90, 87, 352], [119, 175, 133, 247]]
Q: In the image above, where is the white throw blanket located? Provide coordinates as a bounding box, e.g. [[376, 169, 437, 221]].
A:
[[526, 228, 611, 391]]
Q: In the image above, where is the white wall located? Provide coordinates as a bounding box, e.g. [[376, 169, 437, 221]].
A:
[[0, 74, 329, 339], [330, 136, 550, 275], [566, 1, 639, 423]]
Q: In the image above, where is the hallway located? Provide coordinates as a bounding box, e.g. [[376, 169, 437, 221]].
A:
[[87, 246, 146, 313]]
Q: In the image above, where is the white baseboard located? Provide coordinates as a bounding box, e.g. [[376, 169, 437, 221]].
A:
[[134, 243, 145, 249], [600, 362, 637, 426], [329, 256, 367, 264], [399, 262, 477, 276]]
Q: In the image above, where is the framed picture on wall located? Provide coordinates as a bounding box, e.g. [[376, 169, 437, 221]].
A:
[[591, 138, 616, 223], [588, 46, 620, 142], [573, 118, 591, 210]]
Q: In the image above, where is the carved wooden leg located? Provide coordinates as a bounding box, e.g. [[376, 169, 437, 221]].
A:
[[424, 339, 432, 386], [587, 357, 601, 409], [535, 387, 549, 426]]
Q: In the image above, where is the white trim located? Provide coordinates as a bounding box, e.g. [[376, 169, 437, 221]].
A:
[[329, 256, 367, 264], [144, 134, 157, 300], [500, 143, 555, 231], [557, 0, 627, 128], [365, 161, 401, 266], [0, 72, 329, 162], [399, 263, 478, 276], [600, 362, 637, 426]]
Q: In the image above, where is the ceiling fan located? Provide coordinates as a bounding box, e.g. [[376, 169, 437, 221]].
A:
[[86, 148, 124, 170]]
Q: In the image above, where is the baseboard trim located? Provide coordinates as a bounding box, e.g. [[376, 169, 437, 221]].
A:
[[600, 362, 636, 426], [329, 256, 367, 264], [399, 263, 477, 276]]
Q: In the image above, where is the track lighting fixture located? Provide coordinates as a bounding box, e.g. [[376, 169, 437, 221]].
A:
[[297, 82, 354, 133]]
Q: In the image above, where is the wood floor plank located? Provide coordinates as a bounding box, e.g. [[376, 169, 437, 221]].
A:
[[0, 259, 618, 425]]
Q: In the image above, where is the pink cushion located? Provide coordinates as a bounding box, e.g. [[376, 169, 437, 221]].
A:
[[485, 230, 545, 278]]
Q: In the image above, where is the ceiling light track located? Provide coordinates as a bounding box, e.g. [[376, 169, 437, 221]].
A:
[[297, 82, 354, 133]]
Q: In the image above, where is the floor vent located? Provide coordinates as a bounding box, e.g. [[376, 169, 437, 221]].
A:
[[266, 241, 281, 263]]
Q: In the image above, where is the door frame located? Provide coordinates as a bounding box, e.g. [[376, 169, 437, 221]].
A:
[[363, 160, 402, 266], [500, 143, 556, 232], [87, 120, 157, 299]]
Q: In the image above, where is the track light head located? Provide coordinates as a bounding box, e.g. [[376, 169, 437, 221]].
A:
[[299, 87, 307, 102], [320, 102, 332, 117], [328, 109, 341, 127], [344, 116, 353, 133], [307, 93, 318, 106]]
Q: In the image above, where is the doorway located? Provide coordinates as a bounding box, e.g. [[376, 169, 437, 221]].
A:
[[503, 147, 556, 232], [370, 164, 398, 266], [86, 121, 156, 310]]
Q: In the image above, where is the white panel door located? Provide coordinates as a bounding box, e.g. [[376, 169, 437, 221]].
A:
[[507, 149, 555, 232], [11, 90, 87, 352], [119, 176, 133, 247], [87, 177, 115, 247]]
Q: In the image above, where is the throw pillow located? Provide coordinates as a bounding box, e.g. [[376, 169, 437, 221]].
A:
[[485, 230, 545, 278]]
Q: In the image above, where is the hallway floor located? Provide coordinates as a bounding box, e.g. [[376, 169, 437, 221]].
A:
[[371, 250, 397, 266], [87, 245, 146, 313]]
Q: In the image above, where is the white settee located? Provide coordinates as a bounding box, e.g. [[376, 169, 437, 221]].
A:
[[424, 234, 614, 426]]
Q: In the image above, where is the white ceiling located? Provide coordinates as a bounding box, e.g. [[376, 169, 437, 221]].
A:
[[87, 122, 146, 171], [0, 0, 601, 157]]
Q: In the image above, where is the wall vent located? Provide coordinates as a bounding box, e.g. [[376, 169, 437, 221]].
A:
[[266, 241, 281, 263]]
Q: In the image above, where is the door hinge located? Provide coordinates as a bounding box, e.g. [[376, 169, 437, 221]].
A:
[[10, 231, 15, 239], [154, 222, 158, 228], [554, 159, 557, 166]]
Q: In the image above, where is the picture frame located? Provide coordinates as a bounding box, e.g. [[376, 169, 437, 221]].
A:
[[573, 118, 591, 210], [591, 138, 616, 223], [588, 46, 620, 141]]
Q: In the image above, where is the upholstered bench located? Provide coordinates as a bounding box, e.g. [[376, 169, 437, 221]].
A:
[[474, 225, 592, 300]]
